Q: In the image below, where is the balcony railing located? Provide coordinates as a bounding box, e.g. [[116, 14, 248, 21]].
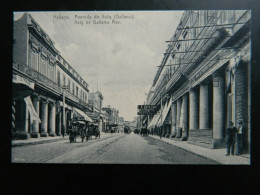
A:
[[13, 62, 62, 93], [66, 90, 93, 111], [13, 62, 92, 111]]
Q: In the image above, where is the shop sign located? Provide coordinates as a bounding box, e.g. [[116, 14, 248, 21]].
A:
[[137, 105, 159, 110], [137, 110, 154, 115]]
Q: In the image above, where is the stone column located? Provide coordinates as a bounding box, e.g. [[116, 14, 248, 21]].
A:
[[176, 98, 182, 138], [48, 102, 56, 137], [181, 94, 188, 141], [199, 83, 209, 129], [17, 100, 31, 139], [171, 102, 177, 138], [56, 111, 62, 136], [213, 72, 225, 148], [40, 99, 48, 137], [189, 88, 199, 130], [31, 96, 40, 138]]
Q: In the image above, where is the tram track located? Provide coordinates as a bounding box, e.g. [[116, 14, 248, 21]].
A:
[[41, 134, 125, 163], [75, 135, 124, 163]]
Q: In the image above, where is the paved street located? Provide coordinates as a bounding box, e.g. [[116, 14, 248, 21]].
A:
[[12, 132, 217, 164]]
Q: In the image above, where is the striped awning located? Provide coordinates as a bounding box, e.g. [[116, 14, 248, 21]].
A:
[[73, 107, 93, 122], [24, 96, 41, 123], [160, 98, 172, 126], [147, 112, 161, 129]]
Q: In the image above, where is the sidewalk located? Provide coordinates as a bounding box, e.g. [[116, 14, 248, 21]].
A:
[[12, 136, 69, 147], [11, 131, 112, 147], [149, 135, 250, 165]]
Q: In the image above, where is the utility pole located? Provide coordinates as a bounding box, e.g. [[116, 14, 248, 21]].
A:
[[62, 85, 68, 137]]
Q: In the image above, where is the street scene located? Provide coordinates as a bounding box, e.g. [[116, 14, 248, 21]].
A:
[[12, 132, 218, 164], [12, 10, 251, 164]]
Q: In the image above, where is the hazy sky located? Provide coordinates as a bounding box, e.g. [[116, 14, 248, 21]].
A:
[[14, 11, 183, 121]]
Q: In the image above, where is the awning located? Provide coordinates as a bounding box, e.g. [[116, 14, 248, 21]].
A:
[[12, 74, 35, 101], [147, 112, 160, 129], [160, 98, 172, 126], [24, 96, 41, 123], [142, 117, 147, 125], [85, 111, 100, 120], [73, 107, 93, 122], [156, 105, 165, 127]]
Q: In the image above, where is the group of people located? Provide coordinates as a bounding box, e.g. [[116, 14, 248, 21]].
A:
[[226, 120, 244, 156]]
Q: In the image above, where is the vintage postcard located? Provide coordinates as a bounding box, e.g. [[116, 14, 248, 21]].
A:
[[11, 10, 251, 164]]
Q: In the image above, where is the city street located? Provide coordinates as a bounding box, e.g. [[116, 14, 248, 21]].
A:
[[12, 133, 218, 164]]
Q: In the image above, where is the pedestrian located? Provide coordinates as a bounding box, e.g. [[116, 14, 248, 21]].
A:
[[160, 127, 162, 139], [236, 120, 244, 155], [226, 121, 237, 156]]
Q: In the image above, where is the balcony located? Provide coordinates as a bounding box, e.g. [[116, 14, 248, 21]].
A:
[[13, 62, 93, 111]]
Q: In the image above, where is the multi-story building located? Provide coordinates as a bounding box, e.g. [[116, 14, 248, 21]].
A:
[[118, 117, 124, 132], [87, 90, 104, 131], [12, 13, 93, 139], [102, 106, 120, 131], [146, 10, 251, 153]]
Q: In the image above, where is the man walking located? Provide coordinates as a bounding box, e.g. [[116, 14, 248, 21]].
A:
[[226, 121, 237, 156], [236, 120, 244, 155]]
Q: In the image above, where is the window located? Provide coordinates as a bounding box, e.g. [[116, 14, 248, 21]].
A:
[[57, 70, 61, 86], [76, 86, 79, 97], [41, 58, 47, 77], [177, 43, 181, 50], [204, 11, 209, 25], [63, 74, 66, 86], [72, 82, 75, 95], [29, 49, 38, 71], [182, 30, 188, 39], [68, 79, 71, 92], [49, 64, 54, 81]]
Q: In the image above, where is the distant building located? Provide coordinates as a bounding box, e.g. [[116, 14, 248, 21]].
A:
[[12, 13, 93, 139], [88, 90, 104, 131], [118, 117, 124, 132], [102, 106, 120, 131]]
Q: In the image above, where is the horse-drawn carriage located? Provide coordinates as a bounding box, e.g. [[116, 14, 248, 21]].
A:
[[68, 119, 100, 143], [124, 126, 131, 134], [86, 122, 100, 140]]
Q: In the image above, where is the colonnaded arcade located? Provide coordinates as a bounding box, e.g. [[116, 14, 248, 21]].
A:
[[143, 10, 251, 154]]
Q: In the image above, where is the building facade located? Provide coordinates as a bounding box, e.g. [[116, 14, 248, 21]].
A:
[[146, 10, 251, 153], [12, 13, 93, 139], [102, 106, 120, 132], [88, 90, 104, 131]]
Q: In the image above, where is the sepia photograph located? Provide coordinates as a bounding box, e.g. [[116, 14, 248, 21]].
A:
[[11, 10, 251, 165]]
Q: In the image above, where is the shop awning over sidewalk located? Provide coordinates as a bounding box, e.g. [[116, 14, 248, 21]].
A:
[[159, 97, 172, 126], [24, 96, 41, 123], [73, 107, 93, 122], [12, 74, 35, 100], [148, 112, 161, 129]]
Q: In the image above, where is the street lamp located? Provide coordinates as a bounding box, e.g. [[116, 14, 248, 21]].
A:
[[62, 85, 68, 137]]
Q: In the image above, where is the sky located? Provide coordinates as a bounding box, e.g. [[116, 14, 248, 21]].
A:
[[14, 11, 183, 121]]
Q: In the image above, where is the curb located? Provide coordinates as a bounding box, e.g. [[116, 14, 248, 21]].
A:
[[12, 137, 69, 147], [11, 133, 117, 147]]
